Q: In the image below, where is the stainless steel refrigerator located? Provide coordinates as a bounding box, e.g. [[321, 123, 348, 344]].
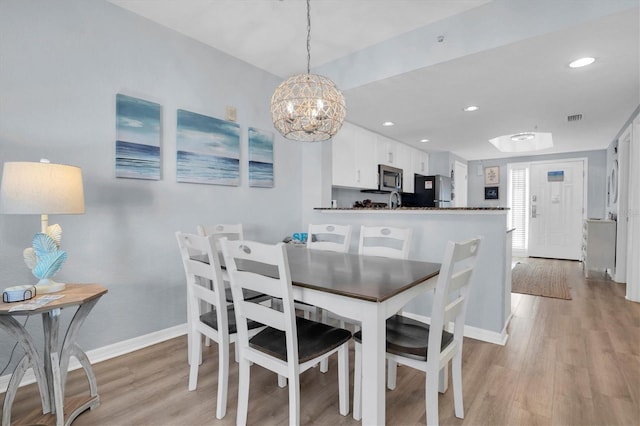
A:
[[410, 175, 452, 207]]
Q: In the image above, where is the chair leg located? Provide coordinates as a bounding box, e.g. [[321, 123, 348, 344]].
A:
[[188, 333, 201, 391], [234, 341, 239, 363], [216, 338, 230, 419], [288, 372, 301, 425], [236, 357, 250, 426], [426, 366, 439, 426], [353, 341, 362, 421], [452, 353, 464, 418], [278, 374, 287, 388], [338, 344, 349, 416], [387, 359, 397, 390]]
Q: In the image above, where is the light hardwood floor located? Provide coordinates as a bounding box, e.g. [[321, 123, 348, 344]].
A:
[[2, 258, 639, 425]]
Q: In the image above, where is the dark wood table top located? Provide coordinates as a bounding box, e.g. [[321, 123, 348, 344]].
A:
[[195, 245, 440, 303], [283, 245, 440, 302]]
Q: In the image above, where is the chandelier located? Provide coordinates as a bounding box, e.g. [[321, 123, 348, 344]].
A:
[[270, 0, 346, 142]]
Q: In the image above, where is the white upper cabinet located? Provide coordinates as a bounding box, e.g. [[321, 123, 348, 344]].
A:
[[376, 134, 398, 166], [332, 122, 377, 189], [413, 150, 429, 176]]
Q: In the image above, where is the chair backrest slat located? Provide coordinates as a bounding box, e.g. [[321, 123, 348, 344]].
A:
[[448, 267, 474, 294], [307, 224, 352, 253], [358, 225, 412, 259], [239, 300, 286, 331]]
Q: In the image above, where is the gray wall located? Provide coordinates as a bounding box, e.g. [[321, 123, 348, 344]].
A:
[[467, 150, 607, 218], [0, 0, 302, 367]]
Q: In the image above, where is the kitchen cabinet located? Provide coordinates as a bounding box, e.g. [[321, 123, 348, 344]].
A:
[[413, 150, 429, 176], [332, 122, 377, 189], [582, 219, 616, 277]]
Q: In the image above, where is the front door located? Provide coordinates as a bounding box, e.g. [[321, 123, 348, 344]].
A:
[[528, 160, 585, 260]]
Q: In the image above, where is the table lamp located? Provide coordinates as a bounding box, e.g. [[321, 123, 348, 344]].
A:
[[0, 159, 85, 293]]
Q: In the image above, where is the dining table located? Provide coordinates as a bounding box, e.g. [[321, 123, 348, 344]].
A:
[[279, 244, 440, 425]]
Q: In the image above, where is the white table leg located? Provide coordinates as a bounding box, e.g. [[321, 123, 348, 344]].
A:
[[360, 304, 386, 425]]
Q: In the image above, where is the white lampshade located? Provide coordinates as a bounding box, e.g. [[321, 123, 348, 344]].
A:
[[0, 161, 85, 215]]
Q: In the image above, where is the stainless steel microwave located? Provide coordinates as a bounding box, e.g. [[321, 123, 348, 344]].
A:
[[378, 164, 403, 192]]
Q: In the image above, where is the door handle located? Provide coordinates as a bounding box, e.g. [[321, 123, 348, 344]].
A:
[[531, 205, 537, 218]]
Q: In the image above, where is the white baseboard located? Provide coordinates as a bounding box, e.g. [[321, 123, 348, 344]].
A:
[[0, 323, 187, 394], [401, 312, 509, 346]]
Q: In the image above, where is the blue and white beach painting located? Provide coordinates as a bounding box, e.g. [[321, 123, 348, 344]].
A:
[[248, 127, 274, 188], [176, 109, 240, 186], [115, 94, 161, 180]]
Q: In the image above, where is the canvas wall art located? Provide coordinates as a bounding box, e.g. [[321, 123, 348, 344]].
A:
[[248, 127, 274, 188], [115, 94, 161, 180], [176, 109, 240, 186]]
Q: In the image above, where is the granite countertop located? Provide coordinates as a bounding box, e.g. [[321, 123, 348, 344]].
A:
[[314, 207, 509, 211]]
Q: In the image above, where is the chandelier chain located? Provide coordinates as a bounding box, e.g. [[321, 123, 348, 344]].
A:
[[306, 0, 311, 74]]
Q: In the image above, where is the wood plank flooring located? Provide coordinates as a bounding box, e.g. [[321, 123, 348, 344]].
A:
[[2, 258, 639, 425]]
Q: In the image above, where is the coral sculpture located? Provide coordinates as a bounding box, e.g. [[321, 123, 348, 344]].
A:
[[23, 224, 67, 284]]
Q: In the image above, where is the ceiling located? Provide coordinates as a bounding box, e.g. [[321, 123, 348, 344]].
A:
[[109, 0, 639, 161]]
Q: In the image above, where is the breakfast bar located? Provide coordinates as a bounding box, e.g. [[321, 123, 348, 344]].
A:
[[305, 207, 513, 345]]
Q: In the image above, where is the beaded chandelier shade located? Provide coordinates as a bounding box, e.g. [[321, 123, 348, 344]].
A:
[[270, 0, 346, 142]]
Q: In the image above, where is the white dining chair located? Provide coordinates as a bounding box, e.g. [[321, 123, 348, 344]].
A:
[[358, 225, 412, 259], [307, 223, 352, 253], [220, 238, 352, 425], [175, 232, 264, 420], [353, 236, 483, 425]]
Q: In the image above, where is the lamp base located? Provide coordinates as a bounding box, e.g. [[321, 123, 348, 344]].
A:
[[36, 279, 66, 294]]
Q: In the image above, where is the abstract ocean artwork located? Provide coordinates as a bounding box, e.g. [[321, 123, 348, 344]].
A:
[[248, 127, 274, 188], [176, 109, 240, 186], [115, 94, 161, 180]]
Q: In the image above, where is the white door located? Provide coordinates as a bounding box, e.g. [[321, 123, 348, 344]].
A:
[[453, 160, 467, 207], [528, 160, 585, 260]]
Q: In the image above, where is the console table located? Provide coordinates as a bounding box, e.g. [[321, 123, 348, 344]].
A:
[[0, 283, 107, 426]]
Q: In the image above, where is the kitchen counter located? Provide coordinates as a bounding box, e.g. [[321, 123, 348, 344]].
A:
[[314, 206, 509, 213]]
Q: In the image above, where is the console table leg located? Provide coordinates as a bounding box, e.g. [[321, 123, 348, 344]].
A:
[[0, 316, 50, 426]]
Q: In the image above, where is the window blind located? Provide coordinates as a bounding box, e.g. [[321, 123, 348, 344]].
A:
[[509, 166, 529, 253]]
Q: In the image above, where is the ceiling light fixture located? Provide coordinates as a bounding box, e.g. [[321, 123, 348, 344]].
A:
[[270, 0, 346, 142], [510, 132, 536, 142], [489, 132, 553, 153], [463, 105, 479, 112], [382, 121, 395, 127], [420, 139, 429, 143], [569, 57, 595, 68]]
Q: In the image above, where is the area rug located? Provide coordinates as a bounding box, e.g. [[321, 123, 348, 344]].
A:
[[511, 259, 572, 300]]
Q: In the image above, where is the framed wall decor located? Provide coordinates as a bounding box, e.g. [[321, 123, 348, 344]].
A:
[[485, 186, 499, 200], [115, 94, 161, 180], [176, 109, 240, 186], [484, 166, 499, 185], [248, 127, 274, 188]]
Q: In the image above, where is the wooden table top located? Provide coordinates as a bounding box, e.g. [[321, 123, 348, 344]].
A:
[[283, 245, 440, 302], [0, 283, 108, 315]]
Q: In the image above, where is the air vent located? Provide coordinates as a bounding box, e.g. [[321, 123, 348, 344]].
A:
[[567, 114, 583, 122]]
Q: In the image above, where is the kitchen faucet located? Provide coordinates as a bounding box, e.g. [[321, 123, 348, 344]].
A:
[[389, 190, 402, 209]]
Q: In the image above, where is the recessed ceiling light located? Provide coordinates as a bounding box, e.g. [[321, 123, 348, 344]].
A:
[[382, 121, 395, 127], [569, 57, 595, 68], [463, 105, 479, 112], [419, 139, 429, 143]]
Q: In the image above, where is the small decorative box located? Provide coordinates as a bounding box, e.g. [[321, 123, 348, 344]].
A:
[[2, 285, 36, 303]]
